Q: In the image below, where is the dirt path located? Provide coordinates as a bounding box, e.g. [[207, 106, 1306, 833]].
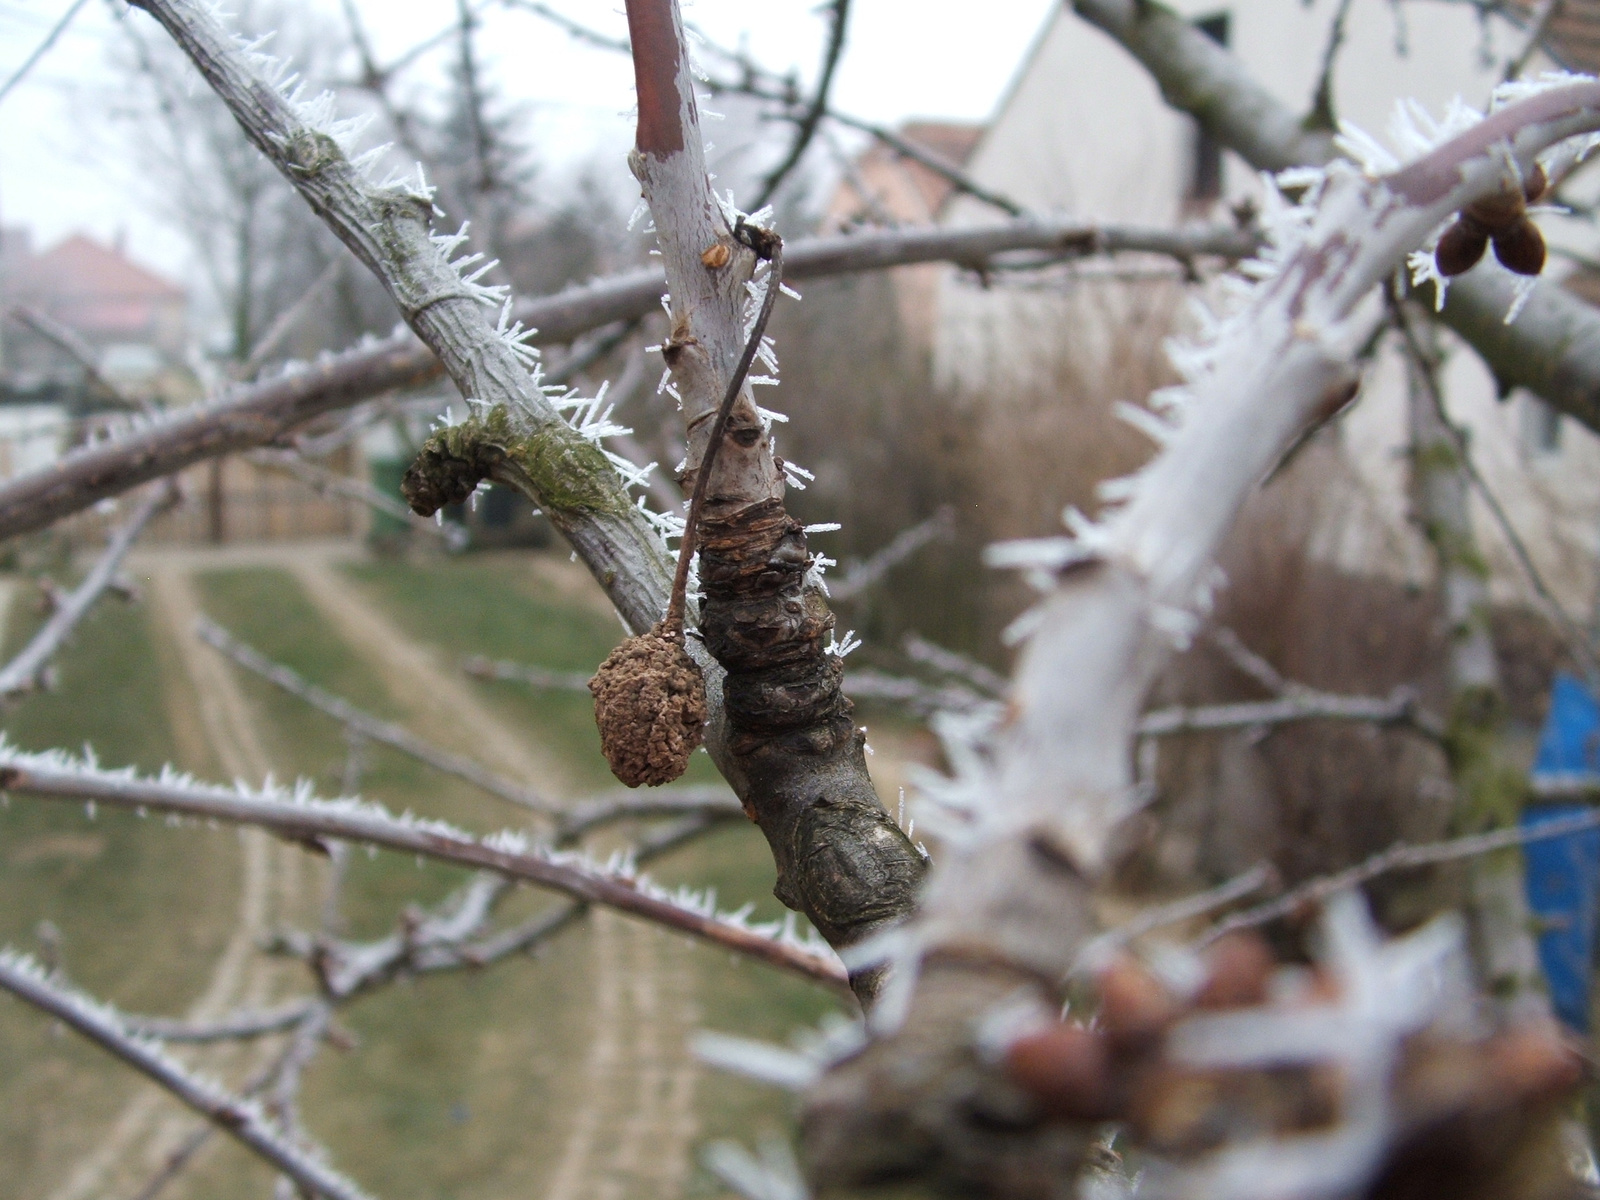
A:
[[67, 541, 712, 1200], [284, 553, 702, 1200], [286, 554, 576, 797], [545, 913, 700, 1200], [46, 565, 293, 1200]]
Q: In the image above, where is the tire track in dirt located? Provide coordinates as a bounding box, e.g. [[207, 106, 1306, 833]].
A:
[[285, 552, 702, 1200], [45, 563, 291, 1200], [285, 555, 574, 797]]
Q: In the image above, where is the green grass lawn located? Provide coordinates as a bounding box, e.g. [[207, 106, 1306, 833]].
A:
[[0, 577, 242, 1199], [0, 553, 854, 1200], [187, 557, 845, 1200]]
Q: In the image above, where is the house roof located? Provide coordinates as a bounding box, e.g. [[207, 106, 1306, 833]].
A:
[[826, 121, 986, 226], [8, 234, 184, 339], [1508, 0, 1600, 73]]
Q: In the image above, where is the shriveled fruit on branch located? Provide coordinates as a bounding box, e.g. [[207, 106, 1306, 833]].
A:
[[589, 621, 707, 787], [1435, 162, 1548, 277]]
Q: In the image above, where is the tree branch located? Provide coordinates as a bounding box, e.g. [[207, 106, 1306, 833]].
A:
[[751, 0, 850, 209], [1071, 0, 1600, 434], [196, 615, 557, 814], [0, 329, 441, 543], [1137, 685, 1445, 739], [0, 749, 848, 989], [0, 951, 374, 1200], [828, 508, 954, 603], [9, 306, 147, 410], [803, 76, 1600, 1194], [512, 216, 1256, 343], [0, 216, 1249, 547], [621, 0, 925, 1001], [1203, 805, 1600, 944], [121, 998, 322, 1044], [0, 483, 178, 700]]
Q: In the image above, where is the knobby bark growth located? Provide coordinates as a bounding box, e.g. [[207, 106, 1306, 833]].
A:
[[619, 0, 926, 993]]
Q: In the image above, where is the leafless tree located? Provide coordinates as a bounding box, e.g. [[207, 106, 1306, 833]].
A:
[[5, 2, 1600, 1199]]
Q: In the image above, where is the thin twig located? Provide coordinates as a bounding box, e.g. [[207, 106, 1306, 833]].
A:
[[902, 633, 1007, 697], [125, 1032, 306, 1200], [752, 0, 850, 208], [195, 615, 556, 815], [9, 306, 148, 410], [244, 449, 467, 550], [240, 259, 344, 379], [122, 998, 322, 1043], [1390, 298, 1600, 684], [1075, 863, 1277, 970], [0, 952, 374, 1200], [555, 787, 743, 841], [461, 654, 592, 691], [1306, 0, 1356, 130], [1202, 806, 1600, 944], [1138, 685, 1445, 740], [0, 483, 178, 700], [828, 508, 954, 602], [664, 235, 785, 635], [0, 0, 92, 104], [0, 755, 849, 988], [1506, 0, 1562, 80], [1206, 625, 1291, 695]]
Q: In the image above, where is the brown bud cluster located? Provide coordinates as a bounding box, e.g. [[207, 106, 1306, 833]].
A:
[[999, 929, 1584, 1196], [589, 621, 707, 787], [1434, 163, 1548, 279]]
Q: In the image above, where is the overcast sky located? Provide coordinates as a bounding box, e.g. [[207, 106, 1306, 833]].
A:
[[0, 0, 1057, 276]]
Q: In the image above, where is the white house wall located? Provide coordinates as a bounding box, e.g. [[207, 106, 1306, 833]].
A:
[[934, 0, 1600, 615]]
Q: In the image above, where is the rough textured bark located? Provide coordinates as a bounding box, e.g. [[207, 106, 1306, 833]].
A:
[[618, 0, 925, 998], [1071, 0, 1600, 437]]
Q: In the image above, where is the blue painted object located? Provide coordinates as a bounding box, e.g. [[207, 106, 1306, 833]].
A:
[[1525, 672, 1600, 1031]]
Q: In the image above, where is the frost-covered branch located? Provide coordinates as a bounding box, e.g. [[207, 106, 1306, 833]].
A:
[[0, 217, 1246, 547], [195, 616, 554, 813], [804, 75, 1600, 1194], [622, 0, 925, 1000], [121, 997, 322, 1044], [0, 746, 846, 989], [828, 508, 954, 603], [1204, 805, 1600, 944], [1138, 685, 1445, 739], [1072, 0, 1600, 434], [127, 0, 678, 639], [0, 483, 178, 700], [0, 329, 440, 543], [512, 217, 1257, 344], [0, 951, 374, 1200]]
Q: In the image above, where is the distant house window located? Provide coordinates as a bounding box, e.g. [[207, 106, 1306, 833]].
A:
[[1189, 13, 1231, 204], [1522, 395, 1563, 456]]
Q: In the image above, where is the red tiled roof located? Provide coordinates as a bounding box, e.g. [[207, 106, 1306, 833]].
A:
[[828, 121, 986, 226], [10, 235, 184, 339]]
